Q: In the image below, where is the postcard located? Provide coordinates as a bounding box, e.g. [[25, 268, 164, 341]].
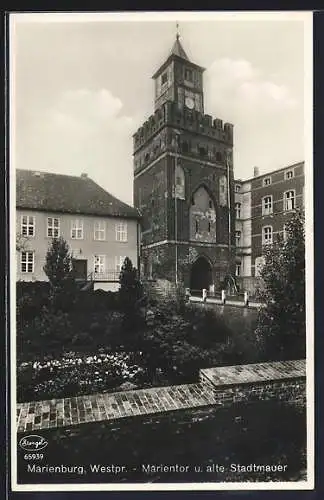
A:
[[9, 10, 314, 492]]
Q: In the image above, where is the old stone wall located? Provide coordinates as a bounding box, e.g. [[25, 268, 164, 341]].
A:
[[16, 360, 306, 436]]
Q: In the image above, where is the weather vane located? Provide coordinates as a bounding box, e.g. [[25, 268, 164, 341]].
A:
[[176, 22, 180, 40]]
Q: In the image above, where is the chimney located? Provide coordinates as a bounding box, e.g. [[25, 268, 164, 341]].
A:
[[81, 173, 88, 179], [253, 166, 260, 177]]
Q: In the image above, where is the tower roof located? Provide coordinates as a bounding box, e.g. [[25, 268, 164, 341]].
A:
[[152, 31, 205, 80], [170, 35, 189, 61]]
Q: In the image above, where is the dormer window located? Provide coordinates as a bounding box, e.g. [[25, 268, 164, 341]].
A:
[[285, 170, 294, 180]]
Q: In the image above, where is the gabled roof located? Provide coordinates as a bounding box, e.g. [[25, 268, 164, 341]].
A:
[[16, 169, 140, 219], [170, 36, 189, 61]]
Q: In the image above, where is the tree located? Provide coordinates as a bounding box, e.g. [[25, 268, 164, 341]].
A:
[[43, 237, 73, 288], [43, 237, 76, 311], [118, 257, 144, 335], [16, 233, 29, 252], [255, 209, 305, 360]]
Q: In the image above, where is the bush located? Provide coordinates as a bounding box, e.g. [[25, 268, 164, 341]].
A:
[[17, 352, 149, 402], [136, 300, 239, 383], [17, 308, 125, 363], [16, 282, 50, 324], [74, 289, 119, 313]]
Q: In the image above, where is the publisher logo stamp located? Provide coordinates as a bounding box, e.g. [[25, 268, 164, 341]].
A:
[[19, 435, 48, 452]]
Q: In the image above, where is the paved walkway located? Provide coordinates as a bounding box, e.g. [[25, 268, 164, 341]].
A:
[[16, 359, 305, 434]]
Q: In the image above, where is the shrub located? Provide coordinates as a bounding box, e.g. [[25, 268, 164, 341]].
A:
[[17, 352, 149, 402], [118, 257, 145, 333], [74, 289, 118, 313], [16, 282, 50, 324], [17, 308, 125, 363], [136, 300, 239, 382]]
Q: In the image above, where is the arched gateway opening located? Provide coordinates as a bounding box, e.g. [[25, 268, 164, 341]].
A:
[[190, 256, 213, 293]]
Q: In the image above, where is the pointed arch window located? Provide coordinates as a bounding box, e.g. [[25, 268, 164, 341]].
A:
[[175, 164, 185, 200], [219, 175, 228, 206]]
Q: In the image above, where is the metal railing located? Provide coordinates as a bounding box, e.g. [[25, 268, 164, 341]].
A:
[[93, 270, 120, 282]]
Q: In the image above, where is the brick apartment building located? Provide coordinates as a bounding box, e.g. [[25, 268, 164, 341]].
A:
[[234, 161, 305, 293], [16, 169, 140, 291]]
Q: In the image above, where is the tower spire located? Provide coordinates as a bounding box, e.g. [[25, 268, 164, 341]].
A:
[[176, 21, 180, 41], [170, 23, 189, 61]]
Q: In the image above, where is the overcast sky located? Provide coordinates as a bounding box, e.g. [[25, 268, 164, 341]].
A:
[[11, 12, 310, 206]]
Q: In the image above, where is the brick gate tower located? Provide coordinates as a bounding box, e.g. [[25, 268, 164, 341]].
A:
[[133, 30, 236, 293]]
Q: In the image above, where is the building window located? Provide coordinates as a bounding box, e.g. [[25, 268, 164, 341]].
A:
[[255, 256, 265, 277], [208, 221, 211, 233], [94, 221, 106, 241], [235, 202, 241, 219], [198, 146, 207, 157], [116, 222, 127, 242], [185, 68, 193, 82], [284, 190, 295, 211], [235, 230, 241, 247], [262, 195, 273, 215], [208, 199, 213, 209], [161, 71, 168, 86], [235, 184, 241, 193], [71, 219, 83, 239], [21, 215, 35, 237], [216, 152, 223, 162], [236, 263, 241, 277], [115, 256, 126, 274], [47, 217, 60, 238], [285, 170, 294, 179], [175, 165, 185, 199], [262, 226, 273, 245], [219, 175, 227, 206], [191, 195, 195, 206], [263, 177, 271, 186], [94, 255, 105, 274], [181, 141, 189, 154], [20, 251, 34, 273], [195, 220, 199, 233]]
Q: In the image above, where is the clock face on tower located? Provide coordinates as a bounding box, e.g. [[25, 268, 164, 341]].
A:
[[183, 89, 202, 112]]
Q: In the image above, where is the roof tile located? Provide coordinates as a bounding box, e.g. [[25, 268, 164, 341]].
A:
[[16, 170, 140, 219]]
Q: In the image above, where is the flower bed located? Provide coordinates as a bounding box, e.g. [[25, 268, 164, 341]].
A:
[[17, 351, 152, 402]]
